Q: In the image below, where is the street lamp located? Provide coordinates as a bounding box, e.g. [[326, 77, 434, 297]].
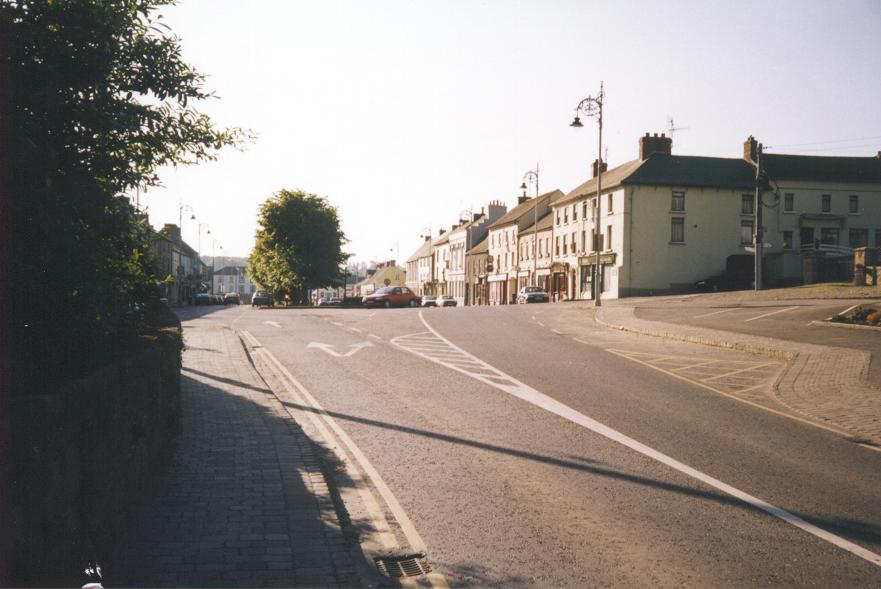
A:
[[521, 164, 539, 287], [179, 202, 195, 232], [570, 81, 605, 306]]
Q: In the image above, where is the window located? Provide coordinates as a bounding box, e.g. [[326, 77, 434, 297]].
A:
[[741, 220, 754, 245], [671, 191, 685, 212], [556, 209, 560, 225], [573, 204, 578, 221], [606, 225, 612, 249], [671, 218, 684, 243], [782, 230, 793, 250], [608, 194, 613, 213], [581, 230, 586, 252], [821, 194, 831, 213], [784, 193, 794, 212], [583, 202, 588, 218], [590, 229, 596, 252], [849, 229, 868, 248], [741, 194, 754, 214], [570, 232, 576, 253], [800, 227, 815, 249], [821, 227, 839, 245], [555, 236, 560, 256], [849, 195, 859, 214], [562, 234, 568, 253], [563, 208, 568, 223]]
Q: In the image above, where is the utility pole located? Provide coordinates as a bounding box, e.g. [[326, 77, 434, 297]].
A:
[[754, 143, 763, 291]]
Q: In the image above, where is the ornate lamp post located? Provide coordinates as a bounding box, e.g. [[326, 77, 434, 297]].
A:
[[178, 202, 195, 231], [520, 165, 539, 287], [570, 82, 605, 306]]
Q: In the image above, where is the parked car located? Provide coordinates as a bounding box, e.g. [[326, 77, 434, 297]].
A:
[[316, 297, 330, 306], [438, 295, 457, 307], [517, 286, 550, 304], [421, 295, 438, 307], [328, 296, 343, 306], [194, 293, 210, 306], [251, 290, 272, 307], [223, 292, 240, 305], [362, 286, 421, 308]]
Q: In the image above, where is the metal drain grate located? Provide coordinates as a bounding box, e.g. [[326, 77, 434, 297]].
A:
[[374, 552, 432, 578]]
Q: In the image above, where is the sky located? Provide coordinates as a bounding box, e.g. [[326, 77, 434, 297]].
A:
[[138, 0, 881, 264]]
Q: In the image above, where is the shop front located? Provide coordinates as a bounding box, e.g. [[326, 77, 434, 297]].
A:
[[488, 274, 507, 305], [579, 252, 617, 300], [550, 262, 569, 302]]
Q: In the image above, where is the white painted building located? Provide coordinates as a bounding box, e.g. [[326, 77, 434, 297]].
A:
[[446, 201, 507, 306], [212, 266, 256, 297]]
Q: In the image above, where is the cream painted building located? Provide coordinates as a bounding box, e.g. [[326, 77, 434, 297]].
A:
[[516, 210, 554, 295], [554, 133, 881, 299], [486, 192, 556, 304], [405, 237, 433, 296], [447, 201, 507, 305], [431, 231, 451, 296]]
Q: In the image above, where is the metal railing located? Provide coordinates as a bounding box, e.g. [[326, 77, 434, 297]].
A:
[[799, 243, 854, 257]]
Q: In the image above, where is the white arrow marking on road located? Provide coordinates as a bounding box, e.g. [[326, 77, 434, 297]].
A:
[[263, 321, 282, 329], [308, 341, 373, 357]]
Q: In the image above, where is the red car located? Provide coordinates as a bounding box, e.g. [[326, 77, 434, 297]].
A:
[[362, 286, 421, 308]]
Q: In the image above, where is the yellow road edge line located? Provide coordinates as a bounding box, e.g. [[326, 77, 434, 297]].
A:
[[604, 348, 854, 440]]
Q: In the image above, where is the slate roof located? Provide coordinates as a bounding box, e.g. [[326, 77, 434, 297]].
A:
[[558, 160, 644, 205], [467, 235, 489, 255], [519, 210, 554, 235], [489, 190, 562, 229], [762, 153, 881, 183], [625, 155, 755, 190], [433, 232, 450, 246], [405, 238, 433, 263]]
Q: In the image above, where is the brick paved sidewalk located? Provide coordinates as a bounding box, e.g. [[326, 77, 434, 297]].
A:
[[108, 315, 359, 587], [597, 306, 881, 446]]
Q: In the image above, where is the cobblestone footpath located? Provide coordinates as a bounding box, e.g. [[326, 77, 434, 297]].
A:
[[596, 305, 881, 446], [108, 314, 359, 587]]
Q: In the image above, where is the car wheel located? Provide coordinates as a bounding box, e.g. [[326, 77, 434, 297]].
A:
[[384, 300, 391, 308], [409, 299, 417, 307]]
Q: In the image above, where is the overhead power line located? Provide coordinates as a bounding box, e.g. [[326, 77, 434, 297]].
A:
[[765, 142, 881, 154]]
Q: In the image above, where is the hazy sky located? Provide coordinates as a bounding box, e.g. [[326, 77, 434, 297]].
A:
[[139, 0, 881, 263]]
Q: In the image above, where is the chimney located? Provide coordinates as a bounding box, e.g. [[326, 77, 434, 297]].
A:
[[424, 235, 431, 242], [438, 228, 446, 236], [472, 211, 485, 222], [744, 135, 758, 162], [592, 159, 608, 178], [518, 195, 530, 205], [639, 132, 672, 160], [876, 150, 880, 159], [162, 223, 182, 244]]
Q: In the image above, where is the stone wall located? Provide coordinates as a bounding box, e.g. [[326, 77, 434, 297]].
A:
[[11, 324, 182, 586]]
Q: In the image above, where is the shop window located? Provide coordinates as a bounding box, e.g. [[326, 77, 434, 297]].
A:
[[782, 230, 793, 250]]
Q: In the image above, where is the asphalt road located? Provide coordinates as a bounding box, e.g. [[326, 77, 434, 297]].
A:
[[630, 297, 881, 386], [200, 303, 881, 588]]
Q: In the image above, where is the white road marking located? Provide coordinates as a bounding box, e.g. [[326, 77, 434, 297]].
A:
[[693, 308, 736, 319], [263, 320, 282, 329], [350, 327, 362, 333], [391, 311, 881, 569], [702, 362, 776, 382], [307, 341, 373, 358], [744, 306, 800, 322], [241, 331, 449, 589], [368, 334, 382, 341]]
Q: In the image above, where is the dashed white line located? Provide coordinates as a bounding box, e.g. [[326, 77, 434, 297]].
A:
[[368, 334, 382, 341], [744, 306, 800, 322]]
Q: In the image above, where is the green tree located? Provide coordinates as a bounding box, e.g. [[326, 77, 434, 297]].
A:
[[248, 190, 348, 303], [5, 0, 249, 387]]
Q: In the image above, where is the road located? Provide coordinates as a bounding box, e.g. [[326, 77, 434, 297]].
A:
[[194, 303, 881, 588]]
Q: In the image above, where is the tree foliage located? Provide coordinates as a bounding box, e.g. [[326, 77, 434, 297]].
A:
[[248, 190, 348, 302], [5, 0, 249, 388]]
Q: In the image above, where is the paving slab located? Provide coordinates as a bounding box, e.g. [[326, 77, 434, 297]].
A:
[[107, 313, 360, 587]]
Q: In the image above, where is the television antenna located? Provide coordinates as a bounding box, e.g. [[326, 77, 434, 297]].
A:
[[667, 116, 689, 139]]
